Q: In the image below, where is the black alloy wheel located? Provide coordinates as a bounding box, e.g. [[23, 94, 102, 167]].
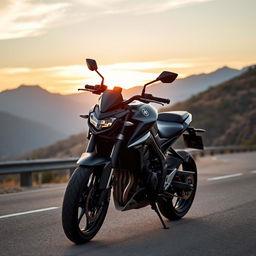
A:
[[62, 166, 110, 244], [158, 152, 197, 220]]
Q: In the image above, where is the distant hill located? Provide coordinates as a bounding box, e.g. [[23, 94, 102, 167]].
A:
[[0, 111, 66, 160], [0, 85, 92, 136], [161, 67, 256, 146], [123, 66, 248, 104]]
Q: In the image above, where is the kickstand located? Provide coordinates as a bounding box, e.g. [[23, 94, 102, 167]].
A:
[[151, 202, 169, 229]]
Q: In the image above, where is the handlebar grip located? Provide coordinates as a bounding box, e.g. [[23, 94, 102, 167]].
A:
[[84, 84, 96, 90], [154, 97, 170, 104], [147, 94, 170, 104]]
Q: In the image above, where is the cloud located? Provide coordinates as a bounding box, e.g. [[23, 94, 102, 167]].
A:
[[0, 0, 69, 40], [0, 0, 211, 40], [0, 59, 197, 79], [0, 67, 31, 74], [106, 60, 197, 71], [95, 0, 212, 15]]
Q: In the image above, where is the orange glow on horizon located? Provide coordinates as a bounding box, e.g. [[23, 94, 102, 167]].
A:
[[0, 59, 255, 94]]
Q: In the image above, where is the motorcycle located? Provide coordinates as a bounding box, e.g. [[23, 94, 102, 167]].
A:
[[62, 58, 205, 244]]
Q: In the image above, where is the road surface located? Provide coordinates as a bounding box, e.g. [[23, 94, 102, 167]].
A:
[[0, 152, 255, 256]]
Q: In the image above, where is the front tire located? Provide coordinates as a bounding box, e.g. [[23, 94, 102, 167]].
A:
[[158, 152, 197, 220], [62, 166, 110, 244]]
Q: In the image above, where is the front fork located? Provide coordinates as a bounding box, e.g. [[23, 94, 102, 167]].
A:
[[84, 115, 129, 204]]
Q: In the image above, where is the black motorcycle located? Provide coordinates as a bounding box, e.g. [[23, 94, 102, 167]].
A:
[[62, 59, 204, 244]]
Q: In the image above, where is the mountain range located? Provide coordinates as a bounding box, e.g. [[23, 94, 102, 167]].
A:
[[122, 66, 247, 103], [0, 111, 66, 160], [21, 67, 256, 160], [0, 65, 253, 160]]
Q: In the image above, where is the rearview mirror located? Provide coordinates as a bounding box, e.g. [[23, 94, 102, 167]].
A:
[[141, 70, 178, 95], [86, 58, 98, 71], [157, 71, 178, 83]]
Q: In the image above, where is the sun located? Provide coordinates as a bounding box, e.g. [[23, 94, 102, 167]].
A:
[[85, 67, 157, 90]]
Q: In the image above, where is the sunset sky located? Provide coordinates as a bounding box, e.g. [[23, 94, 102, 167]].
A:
[[0, 0, 255, 93]]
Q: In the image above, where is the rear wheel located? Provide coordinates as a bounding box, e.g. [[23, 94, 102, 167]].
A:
[[62, 166, 110, 244], [158, 152, 197, 220]]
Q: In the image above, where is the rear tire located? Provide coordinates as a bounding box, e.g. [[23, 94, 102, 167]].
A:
[[62, 166, 110, 244], [158, 152, 197, 220]]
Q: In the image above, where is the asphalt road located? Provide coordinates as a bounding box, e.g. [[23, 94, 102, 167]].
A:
[[0, 152, 255, 256]]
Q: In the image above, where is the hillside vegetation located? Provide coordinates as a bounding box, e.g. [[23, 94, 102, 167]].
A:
[[20, 133, 86, 160], [161, 67, 256, 146]]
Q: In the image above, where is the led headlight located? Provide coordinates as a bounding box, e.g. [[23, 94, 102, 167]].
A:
[[89, 113, 116, 130]]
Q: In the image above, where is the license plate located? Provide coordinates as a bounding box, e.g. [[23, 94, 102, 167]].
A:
[[183, 134, 204, 149]]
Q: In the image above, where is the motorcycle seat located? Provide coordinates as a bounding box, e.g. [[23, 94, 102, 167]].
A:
[[156, 111, 190, 138], [157, 111, 189, 123]]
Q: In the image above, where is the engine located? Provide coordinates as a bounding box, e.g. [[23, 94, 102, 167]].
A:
[[112, 169, 138, 207], [112, 145, 162, 210]]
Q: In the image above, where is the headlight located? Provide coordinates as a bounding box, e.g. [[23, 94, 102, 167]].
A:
[[89, 113, 116, 130]]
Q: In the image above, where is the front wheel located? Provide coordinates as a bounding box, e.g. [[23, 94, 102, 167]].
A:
[[158, 152, 197, 220], [62, 166, 110, 244]]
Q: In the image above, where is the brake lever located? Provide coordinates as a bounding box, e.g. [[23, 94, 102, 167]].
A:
[[140, 98, 164, 106], [80, 114, 89, 119], [78, 88, 94, 92], [78, 88, 101, 94]]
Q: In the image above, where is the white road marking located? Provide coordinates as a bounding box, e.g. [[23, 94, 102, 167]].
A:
[[208, 173, 243, 181], [0, 206, 60, 219], [251, 170, 256, 174]]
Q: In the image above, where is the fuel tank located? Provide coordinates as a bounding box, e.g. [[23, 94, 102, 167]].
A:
[[130, 101, 158, 123], [127, 101, 158, 146]]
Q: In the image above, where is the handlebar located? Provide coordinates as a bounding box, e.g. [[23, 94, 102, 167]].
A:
[[122, 94, 170, 106], [84, 84, 96, 90], [79, 85, 170, 105], [143, 93, 170, 104], [78, 84, 107, 94]]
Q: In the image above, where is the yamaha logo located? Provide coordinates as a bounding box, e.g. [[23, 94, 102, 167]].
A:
[[141, 108, 149, 117]]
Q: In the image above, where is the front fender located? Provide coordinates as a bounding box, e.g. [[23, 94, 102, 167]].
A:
[[77, 152, 110, 166], [77, 152, 112, 201]]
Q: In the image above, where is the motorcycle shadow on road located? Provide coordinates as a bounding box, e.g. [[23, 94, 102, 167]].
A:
[[63, 198, 256, 256], [62, 216, 223, 256]]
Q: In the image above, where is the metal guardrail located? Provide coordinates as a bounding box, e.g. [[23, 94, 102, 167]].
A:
[[0, 158, 78, 187], [188, 145, 256, 158], [0, 146, 255, 187]]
